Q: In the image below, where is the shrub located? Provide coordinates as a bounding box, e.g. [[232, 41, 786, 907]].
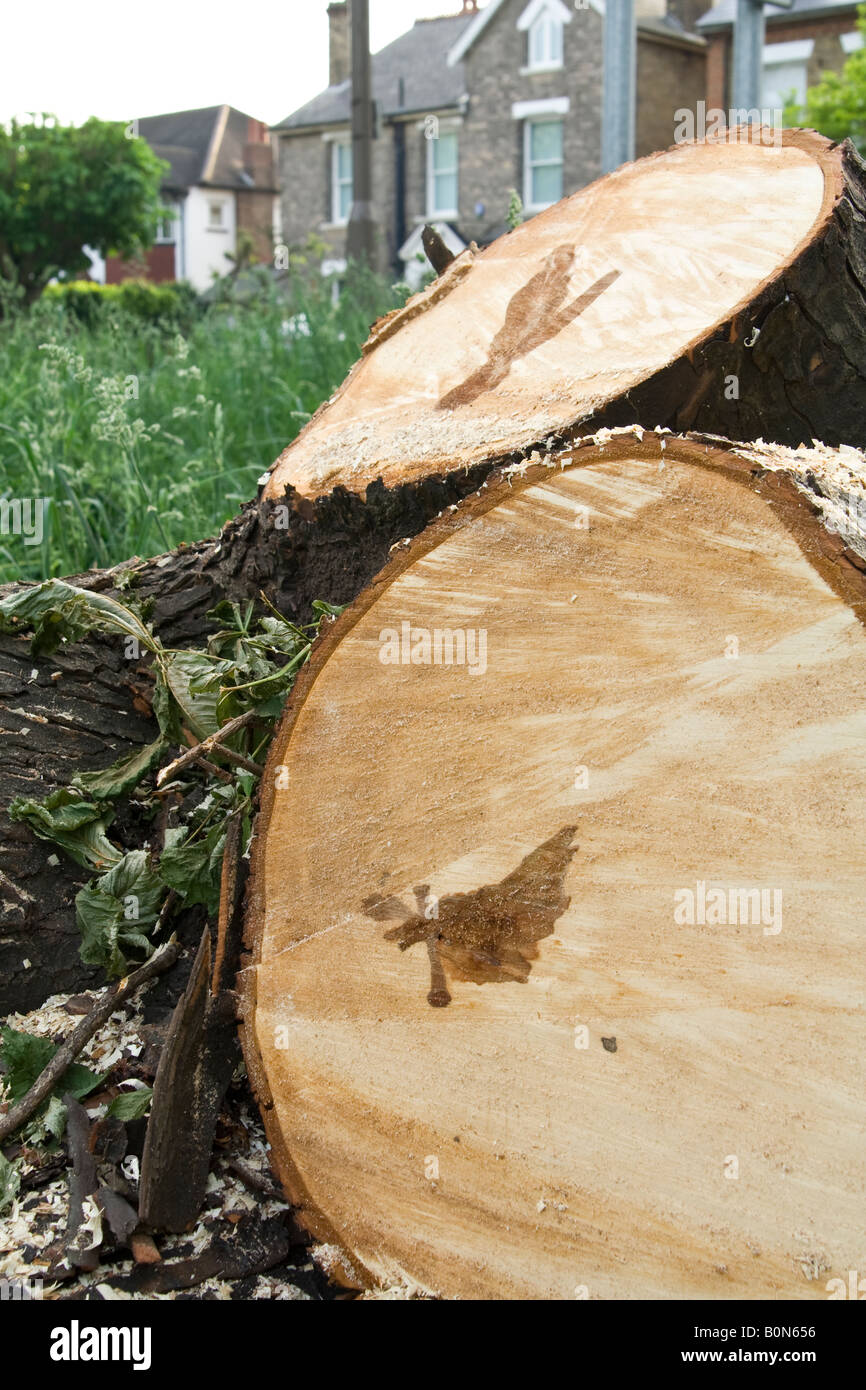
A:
[[44, 279, 201, 330]]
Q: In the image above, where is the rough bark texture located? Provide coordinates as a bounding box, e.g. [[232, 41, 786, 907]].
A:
[[0, 467, 492, 1014]]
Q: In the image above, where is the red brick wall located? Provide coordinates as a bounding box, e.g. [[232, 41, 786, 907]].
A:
[[705, 12, 859, 109], [637, 35, 708, 157], [105, 244, 176, 284]]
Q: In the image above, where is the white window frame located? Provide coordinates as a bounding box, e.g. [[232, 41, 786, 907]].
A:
[[841, 31, 864, 55], [426, 122, 459, 220], [760, 40, 814, 114], [517, 0, 571, 74], [330, 137, 353, 227], [156, 203, 179, 243], [207, 197, 228, 232], [523, 116, 564, 213]]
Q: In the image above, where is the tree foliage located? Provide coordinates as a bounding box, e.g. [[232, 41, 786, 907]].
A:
[[790, 6, 866, 151], [0, 114, 167, 304]]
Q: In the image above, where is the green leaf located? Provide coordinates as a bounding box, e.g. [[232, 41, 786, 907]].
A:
[[76, 850, 166, 977], [0, 579, 155, 659], [72, 736, 168, 800], [0, 1026, 105, 1143], [159, 824, 224, 915], [0, 1151, 20, 1215], [162, 649, 230, 739], [22, 1093, 69, 1147], [8, 788, 121, 871], [106, 1087, 153, 1121]]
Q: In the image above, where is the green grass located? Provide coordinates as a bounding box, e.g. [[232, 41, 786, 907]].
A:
[[0, 269, 409, 585]]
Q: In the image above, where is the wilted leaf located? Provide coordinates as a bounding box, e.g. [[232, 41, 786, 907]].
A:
[[8, 788, 121, 871], [72, 736, 168, 800], [76, 850, 165, 977], [0, 580, 155, 659], [159, 824, 225, 915], [162, 649, 230, 739]]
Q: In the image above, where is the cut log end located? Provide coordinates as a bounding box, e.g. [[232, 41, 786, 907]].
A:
[[240, 434, 866, 1300], [264, 129, 866, 505]]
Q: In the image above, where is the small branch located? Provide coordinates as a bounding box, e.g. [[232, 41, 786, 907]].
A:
[[210, 741, 263, 777], [0, 941, 180, 1145], [225, 1156, 283, 1200], [156, 709, 260, 787], [195, 756, 234, 784]]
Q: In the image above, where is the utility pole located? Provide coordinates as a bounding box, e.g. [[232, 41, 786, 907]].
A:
[[601, 0, 636, 175], [346, 0, 377, 266], [730, 0, 765, 113], [730, 0, 793, 114]]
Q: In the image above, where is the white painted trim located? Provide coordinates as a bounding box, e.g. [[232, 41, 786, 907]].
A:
[[512, 96, 570, 119], [447, 0, 507, 66], [762, 39, 814, 65], [426, 125, 459, 221], [201, 104, 229, 184], [321, 129, 349, 142], [520, 61, 565, 75], [841, 31, 864, 54], [517, 0, 572, 31], [330, 136, 352, 227]]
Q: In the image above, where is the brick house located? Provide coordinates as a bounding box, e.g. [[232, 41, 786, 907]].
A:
[[697, 0, 862, 115], [273, 0, 707, 284], [104, 105, 279, 292]]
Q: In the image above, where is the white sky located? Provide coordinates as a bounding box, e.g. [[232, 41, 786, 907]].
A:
[[0, 0, 463, 129]]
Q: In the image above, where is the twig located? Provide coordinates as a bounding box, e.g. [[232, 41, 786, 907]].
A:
[[210, 741, 263, 776], [225, 1156, 283, 1200], [156, 709, 260, 787], [0, 941, 180, 1145], [195, 756, 234, 784]]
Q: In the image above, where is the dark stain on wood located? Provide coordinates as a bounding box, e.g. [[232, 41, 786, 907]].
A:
[[364, 825, 577, 1007], [438, 248, 620, 409]]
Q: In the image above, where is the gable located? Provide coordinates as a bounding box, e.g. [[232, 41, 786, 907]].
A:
[[448, 0, 602, 66]]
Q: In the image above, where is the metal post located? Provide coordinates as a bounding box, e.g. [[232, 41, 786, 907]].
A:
[[730, 0, 765, 116], [601, 0, 636, 174], [346, 0, 377, 266]]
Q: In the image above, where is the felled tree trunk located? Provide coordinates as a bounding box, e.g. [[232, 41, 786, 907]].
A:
[[240, 433, 866, 1299], [5, 129, 866, 1016], [265, 129, 866, 503]]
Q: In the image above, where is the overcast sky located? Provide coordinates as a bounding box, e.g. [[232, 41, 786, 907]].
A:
[[1, 0, 462, 129]]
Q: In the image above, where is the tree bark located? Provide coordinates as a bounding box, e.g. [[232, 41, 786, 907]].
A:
[[0, 467, 492, 1013]]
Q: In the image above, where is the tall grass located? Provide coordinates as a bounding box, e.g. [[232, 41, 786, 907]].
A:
[[0, 269, 408, 585]]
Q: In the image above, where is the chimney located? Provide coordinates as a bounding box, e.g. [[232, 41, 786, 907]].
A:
[[328, 2, 350, 87], [460, 1, 479, 12]]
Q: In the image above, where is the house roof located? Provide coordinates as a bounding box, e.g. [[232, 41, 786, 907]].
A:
[[447, 0, 702, 64], [273, 13, 474, 132], [136, 104, 275, 192], [696, 0, 858, 32]]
